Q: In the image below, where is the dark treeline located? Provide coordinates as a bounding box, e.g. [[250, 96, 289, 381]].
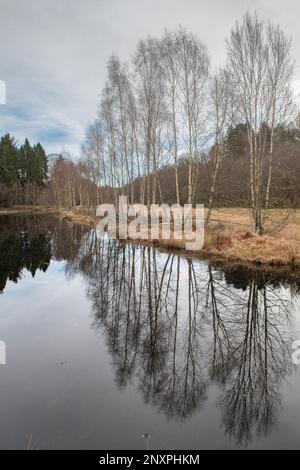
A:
[[0, 135, 113, 208], [0, 134, 47, 206], [1, 120, 300, 211], [130, 123, 300, 208]]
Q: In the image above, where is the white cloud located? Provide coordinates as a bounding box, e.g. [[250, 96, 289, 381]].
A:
[[1, 0, 300, 156]]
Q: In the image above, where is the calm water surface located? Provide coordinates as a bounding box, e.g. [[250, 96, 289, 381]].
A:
[[0, 214, 300, 450]]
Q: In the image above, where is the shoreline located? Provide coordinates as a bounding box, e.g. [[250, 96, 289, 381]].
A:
[[0, 205, 299, 272]]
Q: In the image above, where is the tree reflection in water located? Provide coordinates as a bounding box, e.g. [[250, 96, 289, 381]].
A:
[[66, 227, 297, 445], [0, 215, 52, 293], [0, 216, 298, 446], [0, 215, 90, 294]]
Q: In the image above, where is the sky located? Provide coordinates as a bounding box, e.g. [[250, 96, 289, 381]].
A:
[[1, 0, 300, 157]]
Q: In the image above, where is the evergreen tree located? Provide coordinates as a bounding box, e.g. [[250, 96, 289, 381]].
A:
[[18, 138, 33, 185], [0, 134, 18, 186], [18, 139, 48, 186], [33, 143, 48, 186]]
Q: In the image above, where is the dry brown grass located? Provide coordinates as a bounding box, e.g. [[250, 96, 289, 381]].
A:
[[1, 205, 299, 267], [0, 205, 58, 215], [0, 205, 97, 227], [135, 208, 300, 267], [201, 208, 300, 267], [57, 206, 97, 226]]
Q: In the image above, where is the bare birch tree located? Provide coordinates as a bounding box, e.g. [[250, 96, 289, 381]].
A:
[[206, 68, 233, 226], [227, 13, 295, 232], [265, 24, 295, 208], [82, 119, 105, 204], [107, 55, 136, 201], [133, 38, 166, 206], [176, 28, 209, 204], [161, 30, 181, 205], [227, 13, 270, 233]]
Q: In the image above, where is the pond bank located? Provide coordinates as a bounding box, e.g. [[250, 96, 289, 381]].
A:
[[1, 205, 299, 270]]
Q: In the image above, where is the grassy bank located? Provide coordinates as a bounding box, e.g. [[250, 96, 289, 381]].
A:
[[0, 205, 96, 226], [202, 208, 300, 268], [1, 206, 299, 269]]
